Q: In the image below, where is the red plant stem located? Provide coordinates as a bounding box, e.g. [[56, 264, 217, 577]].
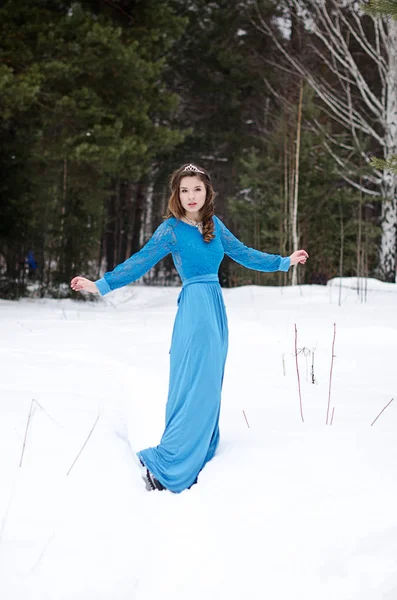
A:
[[242, 410, 250, 429], [326, 323, 336, 425], [19, 399, 35, 467], [370, 398, 394, 427], [330, 407, 335, 426], [294, 324, 304, 423]]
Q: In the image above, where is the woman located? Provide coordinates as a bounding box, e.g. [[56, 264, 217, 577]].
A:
[[70, 163, 309, 493]]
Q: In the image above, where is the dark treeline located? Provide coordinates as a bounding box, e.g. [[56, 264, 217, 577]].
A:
[[1, 0, 395, 299]]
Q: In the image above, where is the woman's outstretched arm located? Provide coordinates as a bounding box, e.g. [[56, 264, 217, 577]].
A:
[[70, 220, 176, 295], [214, 216, 308, 272]]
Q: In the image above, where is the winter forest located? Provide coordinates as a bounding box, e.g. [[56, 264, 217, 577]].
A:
[[1, 0, 397, 299], [2, 3, 397, 599]]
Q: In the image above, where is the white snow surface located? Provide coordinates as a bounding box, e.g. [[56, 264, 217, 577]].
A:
[[0, 277, 396, 600]]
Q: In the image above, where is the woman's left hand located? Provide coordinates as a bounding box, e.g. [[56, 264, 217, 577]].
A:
[[290, 250, 309, 266]]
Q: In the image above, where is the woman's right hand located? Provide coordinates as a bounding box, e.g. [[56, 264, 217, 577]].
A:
[[70, 276, 99, 294]]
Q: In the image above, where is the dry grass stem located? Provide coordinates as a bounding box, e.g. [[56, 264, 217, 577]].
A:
[[66, 412, 100, 476], [0, 477, 17, 543], [31, 532, 56, 572], [370, 398, 394, 427], [33, 399, 63, 428], [294, 324, 304, 423], [19, 399, 35, 467], [326, 323, 336, 425], [311, 347, 317, 385]]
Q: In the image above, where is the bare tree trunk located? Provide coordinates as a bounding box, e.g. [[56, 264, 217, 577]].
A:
[[357, 178, 363, 298], [124, 181, 135, 259], [289, 134, 295, 261], [254, 209, 260, 285], [97, 207, 106, 280], [118, 180, 129, 263], [140, 180, 154, 247], [131, 181, 145, 257], [60, 159, 67, 264], [105, 180, 117, 272], [363, 223, 369, 303], [57, 159, 67, 295], [292, 81, 303, 286], [338, 195, 344, 307], [380, 19, 397, 282], [278, 156, 283, 287], [283, 122, 289, 286], [141, 179, 156, 283], [113, 179, 123, 265]]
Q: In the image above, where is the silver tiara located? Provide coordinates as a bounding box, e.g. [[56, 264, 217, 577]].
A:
[[183, 164, 205, 174]]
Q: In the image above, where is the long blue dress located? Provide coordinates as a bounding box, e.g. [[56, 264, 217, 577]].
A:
[[95, 216, 290, 493]]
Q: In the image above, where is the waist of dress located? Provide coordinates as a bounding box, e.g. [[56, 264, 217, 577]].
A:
[[182, 274, 219, 288]]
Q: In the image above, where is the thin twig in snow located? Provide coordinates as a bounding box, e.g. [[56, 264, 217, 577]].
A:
[[30, 532, 56, 572], [16, 320, 32, 333], [33, 399, 63, 428], [13, 427, 22, 441], [19, 399, 35, 467], [326, 323, 337, 425], [370, 398, 394, 427], [311, 347, 317, 385], [294, 324, 304, 423], [330, 407, 335, 426], [299, 346, 311, 382], [242, 410, 250, 429], [0, 476, 17, 543], [297, 347, 311, 382], [282, 353, 286, 376], [66, 412, 100, 476]]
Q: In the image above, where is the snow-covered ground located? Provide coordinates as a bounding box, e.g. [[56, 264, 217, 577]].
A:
[[0, 277, 396, 600]]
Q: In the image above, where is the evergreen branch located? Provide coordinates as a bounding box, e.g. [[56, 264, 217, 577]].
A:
[[370, 155, 397, 173], [363, 1, 397, 19]]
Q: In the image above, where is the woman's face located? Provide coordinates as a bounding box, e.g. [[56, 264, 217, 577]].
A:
[[179, 175, 206, 217]]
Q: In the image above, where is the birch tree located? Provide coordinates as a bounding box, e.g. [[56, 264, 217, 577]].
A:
[[254, 0, 397, 282], [364, 0, 397, 175]]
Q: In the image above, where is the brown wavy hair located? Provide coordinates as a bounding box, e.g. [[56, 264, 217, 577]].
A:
[[163, 163, 216, 243]]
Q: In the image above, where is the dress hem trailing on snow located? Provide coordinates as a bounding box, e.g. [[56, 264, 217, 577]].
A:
[[137, 272, 228, 493]]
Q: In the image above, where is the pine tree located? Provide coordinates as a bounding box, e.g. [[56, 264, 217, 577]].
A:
[[0, 0, 186, 297]]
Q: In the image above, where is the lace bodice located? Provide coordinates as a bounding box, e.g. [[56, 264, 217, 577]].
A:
[[95, 216, 290, 295]]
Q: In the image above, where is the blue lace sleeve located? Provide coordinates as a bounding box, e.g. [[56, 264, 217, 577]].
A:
[[215, 216, 290, 272], [95, 221, 176, 295]]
